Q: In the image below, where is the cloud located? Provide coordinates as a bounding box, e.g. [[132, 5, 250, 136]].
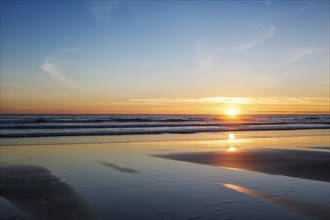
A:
[[1, 81, 44, 93], [247, 97, 329, 105], [1, 82, 32, 90], [40, 49, 80, 87], [84, 1, 114, 26], [315, 80, 330, 86], [130, 97, 249, 105], [300, 5, 309, 12], [40, 58, 70, 83], [195, 39, 215, 68], [286, 47, 326, 65], [265, 0, 272, 6], [129, 97, 329, 106], [240, 25, 276, 50]]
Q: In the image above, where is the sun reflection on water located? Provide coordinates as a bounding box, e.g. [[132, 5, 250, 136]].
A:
[[227, 146, 236, 152], [227, 133, 238, 152]]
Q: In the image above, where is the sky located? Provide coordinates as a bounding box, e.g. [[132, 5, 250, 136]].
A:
[[1, 0, 329, 114]]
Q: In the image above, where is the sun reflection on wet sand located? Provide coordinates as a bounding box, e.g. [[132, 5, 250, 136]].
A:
[[227, 133, 238, 152], [227, 145, 237, 152], [223, 183, 330, 220]]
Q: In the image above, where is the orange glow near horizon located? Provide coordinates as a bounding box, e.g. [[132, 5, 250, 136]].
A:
[[1, 93, 329, 115]]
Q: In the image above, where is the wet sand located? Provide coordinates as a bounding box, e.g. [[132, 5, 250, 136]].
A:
[[97, 160, 140, 174], [0, 165, 94, 220], [155, 149, 330, 182], [1, 130, 329, 220], [223, 183, 330, 220]]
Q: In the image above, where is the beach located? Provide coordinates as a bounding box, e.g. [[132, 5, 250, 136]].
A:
[[2, 1, 329, 219], [1, 129, 329, 220]]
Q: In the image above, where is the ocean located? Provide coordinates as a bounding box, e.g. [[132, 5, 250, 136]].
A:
[[0, 114, 329, 138]]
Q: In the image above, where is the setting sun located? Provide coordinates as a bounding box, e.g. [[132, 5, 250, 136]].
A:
[[226, 107, 238, 116], [229, 133, 235, 139]]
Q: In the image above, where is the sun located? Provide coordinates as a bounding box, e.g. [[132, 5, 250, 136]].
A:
[[229, 133, 235, 140], [225, 107, 238, 116]]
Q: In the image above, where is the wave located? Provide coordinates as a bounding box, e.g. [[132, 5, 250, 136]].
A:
[[0, 115, 209, 124], [1, 124, 329, 138], [1, 121, 329, 130], [1, 114, 329, 124], [1, 114, 329, 138]]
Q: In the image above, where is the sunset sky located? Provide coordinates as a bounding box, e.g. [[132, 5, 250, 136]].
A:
[[1, 1, 329, 114]]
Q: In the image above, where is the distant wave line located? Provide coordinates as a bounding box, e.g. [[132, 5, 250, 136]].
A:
[[1, 125, 329, 138], [1, 122, 330, 130]]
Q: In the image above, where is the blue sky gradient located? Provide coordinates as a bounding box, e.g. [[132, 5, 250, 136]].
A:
[[1, 1, 329, 113]]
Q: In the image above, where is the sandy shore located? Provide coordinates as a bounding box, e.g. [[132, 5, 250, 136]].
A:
[[0, 165, 94, 220], [223, 183, 330, 220], [155, 148, 330, 182], [1, 130, 329, 220]]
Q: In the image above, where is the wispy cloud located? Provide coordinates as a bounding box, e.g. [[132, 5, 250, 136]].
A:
[[286, 47, 326, 65], [129, 97, 329, 106], [300, 5, 309, 12], [1, 82, 31, 90], [1, 81, 43, 93], [130, 97, 250, 105], [40, 49, 80, 87], [195, 39, 215, 68], [315, 80, 330, 86], [84, 1, 114, 27], [265, 0, 272, 6], [240, 25, 276, 50], [40, 58, 70, 83], [247, 97, 329, 105]]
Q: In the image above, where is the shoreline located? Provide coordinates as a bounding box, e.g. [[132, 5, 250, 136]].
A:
[[1, 129, 329, 147], [1, 129, 329, 220], [1, 126, 329, 139]]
